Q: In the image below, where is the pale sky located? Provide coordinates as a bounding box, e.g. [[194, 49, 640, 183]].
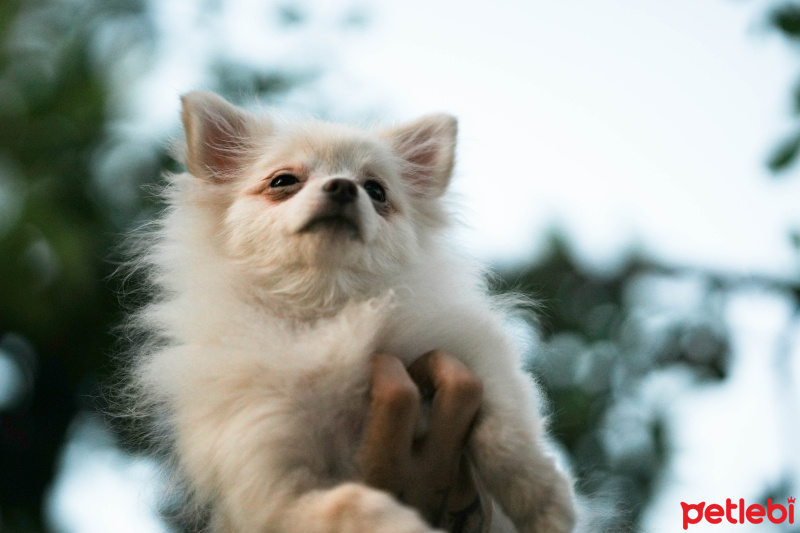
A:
[[131, 0, 800, 277], [337, 0, 800, 277]]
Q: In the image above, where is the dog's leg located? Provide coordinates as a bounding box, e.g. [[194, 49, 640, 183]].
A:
[[208, 471, 439, 533], [468, 386, 576, 533], [279, 482, 442, 533]]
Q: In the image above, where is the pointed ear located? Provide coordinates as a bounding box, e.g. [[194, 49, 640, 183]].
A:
[[180, 91, 256, 182], [381, 114, 457, 197]]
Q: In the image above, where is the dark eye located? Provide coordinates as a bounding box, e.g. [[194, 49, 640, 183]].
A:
[[364, 180, 386, 203], [269, 174, 299, 188]]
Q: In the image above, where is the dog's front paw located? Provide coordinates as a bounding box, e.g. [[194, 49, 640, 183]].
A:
[[514, 475, 576, 533], [311, 483, 442, 533]]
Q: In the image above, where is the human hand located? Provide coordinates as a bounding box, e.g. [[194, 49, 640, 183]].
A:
[[358, 350, 484, 527]]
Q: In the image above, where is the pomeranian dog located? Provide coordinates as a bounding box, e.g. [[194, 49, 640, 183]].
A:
[[123, 91, 575, 533]]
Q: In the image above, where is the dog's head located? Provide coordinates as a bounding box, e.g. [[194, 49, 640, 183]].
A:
[[178, 92, 457, 299]]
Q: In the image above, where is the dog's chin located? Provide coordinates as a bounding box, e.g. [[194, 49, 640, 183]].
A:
[[298, 215, 362, 241]]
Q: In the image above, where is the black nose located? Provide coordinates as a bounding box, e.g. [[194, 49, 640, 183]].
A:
[[323, 178, 358, 204]]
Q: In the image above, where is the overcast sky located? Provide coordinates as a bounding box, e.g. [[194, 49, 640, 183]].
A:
[[131, 0, 800, 278]]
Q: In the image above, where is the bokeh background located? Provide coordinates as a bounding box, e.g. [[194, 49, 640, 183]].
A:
[[1, 0, 799, 531]]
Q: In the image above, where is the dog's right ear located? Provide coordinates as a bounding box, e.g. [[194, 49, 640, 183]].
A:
[[181, 91, 256, 182], [380, 113, 457, 198]]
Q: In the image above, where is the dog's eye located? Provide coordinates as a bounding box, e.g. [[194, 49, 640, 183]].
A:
[[364, 180, 386, 203], [269, 174, 299, 188]]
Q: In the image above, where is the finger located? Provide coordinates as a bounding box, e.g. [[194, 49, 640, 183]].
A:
[[358, 353, 421, 489], [406, 350, 437, 394], [410, 351, 483, 475], [446, 455, 480, 512]]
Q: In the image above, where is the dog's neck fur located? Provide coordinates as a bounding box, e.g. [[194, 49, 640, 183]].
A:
[[238, 263, 394, 322], [159, 202, 415, 327]]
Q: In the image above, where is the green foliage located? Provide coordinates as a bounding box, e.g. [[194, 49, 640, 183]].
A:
[[498, 234, 737, 531], [770, 3, 800, 38], [768, 130, 800, 172], [212, 61, 309, 102], [768, 2, 800, 175], [0, 2, 152, 530], [0, 1, 304, 531]]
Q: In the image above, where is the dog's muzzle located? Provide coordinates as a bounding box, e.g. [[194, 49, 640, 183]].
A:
[[323, 178, 358, 205], [298, 179, 362, 239]]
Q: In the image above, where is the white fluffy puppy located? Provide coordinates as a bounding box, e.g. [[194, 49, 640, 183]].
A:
[[126, 91, 575, 533]]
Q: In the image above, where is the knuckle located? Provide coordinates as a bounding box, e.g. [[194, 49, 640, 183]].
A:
[[374, 381, 421, 411], [443, 370, 483, 403], [459, 380, 484, 408]]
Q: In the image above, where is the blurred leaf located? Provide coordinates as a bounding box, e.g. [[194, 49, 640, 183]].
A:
[[770, 3, 800, 38], [342, 6, 370, 29], [277, 3, 305, 26], [212, 62, 311, 101], [791, 79, 800, 115], [547, 387, 606, 451], [767, 130, 800, 173], [790, 229, 800, 249]]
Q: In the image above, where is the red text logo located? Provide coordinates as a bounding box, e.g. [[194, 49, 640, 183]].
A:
[[681, 498, 795, 529]]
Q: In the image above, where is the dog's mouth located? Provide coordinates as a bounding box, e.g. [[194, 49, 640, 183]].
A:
[[298, 214, 361, 240]]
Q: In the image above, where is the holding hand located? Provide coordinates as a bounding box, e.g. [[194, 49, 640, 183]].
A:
[[358, 350, 485, 531]]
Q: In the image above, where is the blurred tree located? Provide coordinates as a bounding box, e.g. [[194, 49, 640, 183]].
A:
[[496, 235, 726, 531], [497, 230, 799, 531], [765, 1, 800, 270], [0, 1, 142, 530], [0, 0, 311, 531], [495, 3, 800, 529], [767, 2, 800, 174]]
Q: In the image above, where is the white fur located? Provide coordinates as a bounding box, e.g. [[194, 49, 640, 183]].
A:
[[124, 91, 575, 533]]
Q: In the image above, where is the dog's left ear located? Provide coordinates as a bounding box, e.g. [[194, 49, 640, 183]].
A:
[[381, 114, 457, 197], [181, 91, 257, 182]]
